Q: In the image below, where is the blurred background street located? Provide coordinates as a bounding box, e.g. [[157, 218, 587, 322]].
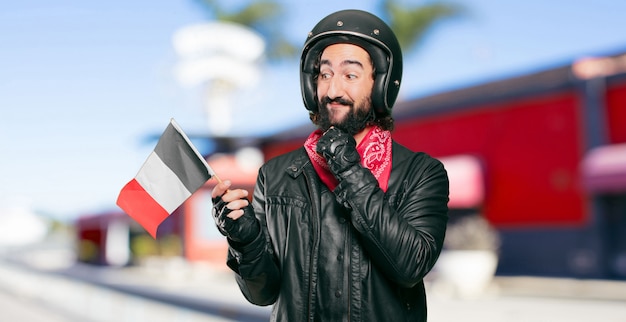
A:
[[2, 1, 626, 321], [1, 235, 626, 322]]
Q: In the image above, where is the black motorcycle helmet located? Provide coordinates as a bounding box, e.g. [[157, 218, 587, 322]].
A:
[[300, 9, 403, 117]]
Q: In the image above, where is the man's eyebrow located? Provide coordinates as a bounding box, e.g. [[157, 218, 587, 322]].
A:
[[320, 59, 364, 69]]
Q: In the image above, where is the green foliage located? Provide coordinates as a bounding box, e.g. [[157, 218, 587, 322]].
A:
[[217, 1, 281, 25], [130, 234, 183, 259], [77, 240, 99, 263], [191, 0, 463, 61], [193, 0, 297, 60], [131, 234, 160, 258], [383, 0, 464, 53]]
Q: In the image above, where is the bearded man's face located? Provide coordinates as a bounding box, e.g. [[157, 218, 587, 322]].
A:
[[315, 43, 374, 135]]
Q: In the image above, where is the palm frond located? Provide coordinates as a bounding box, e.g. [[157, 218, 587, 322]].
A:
[[384, 1, 464, 53]]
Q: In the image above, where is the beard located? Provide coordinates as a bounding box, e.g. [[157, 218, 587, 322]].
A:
[[317, 96, 374, 135]]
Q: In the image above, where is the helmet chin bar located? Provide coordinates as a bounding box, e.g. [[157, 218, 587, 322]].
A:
[[300, 10, 403, 117]]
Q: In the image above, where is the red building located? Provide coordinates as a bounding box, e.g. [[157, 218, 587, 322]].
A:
[[260, 50, 626, 279]]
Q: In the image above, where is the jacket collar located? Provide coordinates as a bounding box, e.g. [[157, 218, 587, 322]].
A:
[[284, 147, 311, 179]]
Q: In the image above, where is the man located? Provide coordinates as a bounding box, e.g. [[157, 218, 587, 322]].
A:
[[212, 9, 449, 321]]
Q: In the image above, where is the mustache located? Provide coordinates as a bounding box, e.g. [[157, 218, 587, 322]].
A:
[[321, 96, 354, 106]]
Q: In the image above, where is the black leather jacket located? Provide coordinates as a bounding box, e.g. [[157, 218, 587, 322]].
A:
[[226, 141, 449, 321]]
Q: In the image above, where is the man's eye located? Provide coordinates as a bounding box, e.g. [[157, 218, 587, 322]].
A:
[[320, 73, 331, 79]]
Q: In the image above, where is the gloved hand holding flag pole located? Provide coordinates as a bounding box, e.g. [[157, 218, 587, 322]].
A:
[[116, 118, 220, 238]]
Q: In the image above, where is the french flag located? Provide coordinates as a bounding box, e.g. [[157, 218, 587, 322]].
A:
[[116, 119, 215, 238]]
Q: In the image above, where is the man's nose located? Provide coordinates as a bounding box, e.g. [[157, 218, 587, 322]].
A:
[[326, 77, 344, 99]]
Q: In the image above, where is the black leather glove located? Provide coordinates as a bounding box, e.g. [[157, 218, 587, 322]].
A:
[[316, 127, 360, 179], [212, 196, 260, 244]]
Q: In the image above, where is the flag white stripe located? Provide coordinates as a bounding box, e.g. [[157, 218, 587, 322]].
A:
[[135, 151, 192, 213]]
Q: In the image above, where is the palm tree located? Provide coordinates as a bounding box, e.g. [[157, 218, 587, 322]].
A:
[[382, 0, 464, 55], [192, 0, 297, 60], [193, 0, 462, 60]]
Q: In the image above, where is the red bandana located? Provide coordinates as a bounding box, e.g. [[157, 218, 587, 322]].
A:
[[304, 127, 392, 192]]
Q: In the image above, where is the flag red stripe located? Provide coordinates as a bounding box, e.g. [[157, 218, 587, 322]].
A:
[[116, 178, 169, 238]]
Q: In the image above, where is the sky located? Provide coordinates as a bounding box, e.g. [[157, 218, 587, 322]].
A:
[[2, 0, 626, 221]]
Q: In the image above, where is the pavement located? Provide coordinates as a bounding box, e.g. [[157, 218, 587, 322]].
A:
[[0, 243, 270, 321], [2, 240, 626, 322]]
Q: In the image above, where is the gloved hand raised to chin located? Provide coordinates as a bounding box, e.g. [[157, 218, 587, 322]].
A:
[[212, 195, 260, 245], [316, 127, 361, 180]]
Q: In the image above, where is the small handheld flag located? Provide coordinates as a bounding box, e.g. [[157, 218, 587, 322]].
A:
[[116, 118, 217, 238]]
